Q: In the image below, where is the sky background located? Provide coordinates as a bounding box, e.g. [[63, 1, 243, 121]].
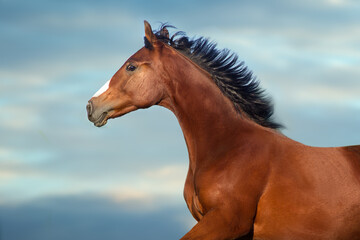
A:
[[1, 0, 360, 239]]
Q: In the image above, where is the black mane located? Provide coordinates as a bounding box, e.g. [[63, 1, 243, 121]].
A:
[[150, 24, 282, 129]]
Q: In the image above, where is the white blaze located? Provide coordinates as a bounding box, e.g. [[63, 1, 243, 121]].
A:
[[92, 79, 110, 98]]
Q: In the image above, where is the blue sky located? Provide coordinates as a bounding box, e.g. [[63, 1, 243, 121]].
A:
[[1, 0, 360, 239]]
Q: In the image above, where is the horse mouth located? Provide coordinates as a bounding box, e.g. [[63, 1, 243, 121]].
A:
[[93, 112, 108, 127]]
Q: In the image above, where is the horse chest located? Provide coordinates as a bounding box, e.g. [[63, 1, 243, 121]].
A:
[[184, 170, 205, 221]]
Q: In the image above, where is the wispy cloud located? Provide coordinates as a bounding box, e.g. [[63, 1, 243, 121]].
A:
[[0, 194, 193, 240]]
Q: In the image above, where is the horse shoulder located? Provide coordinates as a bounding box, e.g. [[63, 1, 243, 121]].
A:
[[341, 145, 360, 180], [343, 145, 360, 158], [193, 147, 270, 216]]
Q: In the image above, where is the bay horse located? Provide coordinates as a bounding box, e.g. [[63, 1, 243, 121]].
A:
[[86, 21, 360, 239]]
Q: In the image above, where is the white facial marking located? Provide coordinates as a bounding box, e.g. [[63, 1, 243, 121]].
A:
[[92, 79, 110, 98]]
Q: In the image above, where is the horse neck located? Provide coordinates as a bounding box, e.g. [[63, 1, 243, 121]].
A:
[[159, 48, 269, 171]]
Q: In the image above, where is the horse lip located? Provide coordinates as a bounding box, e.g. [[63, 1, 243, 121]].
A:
[[93, 112, 108, 127]]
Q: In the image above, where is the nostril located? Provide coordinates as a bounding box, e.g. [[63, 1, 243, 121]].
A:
[[86, 100, 93, 117]]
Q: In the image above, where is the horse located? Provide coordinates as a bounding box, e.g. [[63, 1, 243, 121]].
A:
[[86, 21, 360, 239]]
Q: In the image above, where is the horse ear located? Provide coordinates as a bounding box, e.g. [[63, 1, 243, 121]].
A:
[[144, 20, 156, 48]]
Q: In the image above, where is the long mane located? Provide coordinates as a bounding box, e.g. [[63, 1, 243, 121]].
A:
[[151, 24, 283, 129]]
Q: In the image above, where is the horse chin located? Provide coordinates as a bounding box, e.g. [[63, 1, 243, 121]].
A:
[[94, 119, 108, 127], [93, 112, 108, 127]]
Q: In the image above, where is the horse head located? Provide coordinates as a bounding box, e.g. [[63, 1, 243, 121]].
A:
[[87, 21, 168, 127]]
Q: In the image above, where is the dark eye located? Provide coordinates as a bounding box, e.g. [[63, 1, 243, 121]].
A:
[[126, 64, 137, 72]]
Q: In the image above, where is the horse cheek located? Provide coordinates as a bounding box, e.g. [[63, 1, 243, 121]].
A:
[[128, 81, 162, 108]]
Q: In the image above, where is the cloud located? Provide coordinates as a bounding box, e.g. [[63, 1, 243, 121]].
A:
[[0, 145, 188, 206], [323, 0, 358, 6], [0, 104, 41, 130], [0, 169, 17, 180], [0, 194, 195, 240], [289, 85, 360, 108], [144, 164, 187, 179]]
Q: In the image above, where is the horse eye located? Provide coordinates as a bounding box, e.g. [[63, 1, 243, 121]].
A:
[[126, 64, 137, 72]]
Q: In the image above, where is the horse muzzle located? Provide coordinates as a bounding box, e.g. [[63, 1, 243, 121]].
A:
[[86, 100, 109, 127]]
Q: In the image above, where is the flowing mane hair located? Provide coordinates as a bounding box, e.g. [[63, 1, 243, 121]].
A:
[[147, 24, 283, 129]]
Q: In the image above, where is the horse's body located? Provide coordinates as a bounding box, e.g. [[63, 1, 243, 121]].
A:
[[87, 21, 360, 239]]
